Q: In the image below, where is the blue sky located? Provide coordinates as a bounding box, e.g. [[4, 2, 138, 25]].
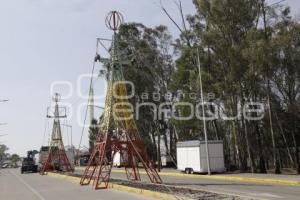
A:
[[0, 0, 299, 156]]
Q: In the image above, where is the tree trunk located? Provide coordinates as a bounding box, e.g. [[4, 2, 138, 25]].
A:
[[169, 125, 174, 161], [157, 130, 161, 172], [243, 119, 254, 173], [274, 112, 294, 166], [256, 123, 267, 173], [150, 126, 157, 161], [291, 125, 300, 174], [267, 92, 281, 174]]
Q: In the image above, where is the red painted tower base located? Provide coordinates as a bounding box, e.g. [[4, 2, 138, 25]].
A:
[[40, 148, 73, 175], [80, 129, 162, 189]]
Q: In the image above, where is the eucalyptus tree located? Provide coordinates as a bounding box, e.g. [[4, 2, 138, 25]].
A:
[[268, 13, 300, 173], [173, 0, 261, 171], [115, 23, 175, 161]]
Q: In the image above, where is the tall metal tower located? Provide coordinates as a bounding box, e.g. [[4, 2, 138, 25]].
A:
[[80, 11, 162, 189], [40, 93, 73, 174]]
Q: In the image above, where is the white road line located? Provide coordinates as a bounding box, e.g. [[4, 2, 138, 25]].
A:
[[10, 170, 46, 200]]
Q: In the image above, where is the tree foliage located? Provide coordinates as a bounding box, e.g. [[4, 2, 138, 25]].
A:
[[104, 0, 300, 173]]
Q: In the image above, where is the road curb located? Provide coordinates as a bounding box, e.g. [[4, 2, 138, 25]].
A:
[[111, 169, 300, 187], [109, 184, 187, 200], [47, 172, 186, 200], [47, 172, 265, 200]]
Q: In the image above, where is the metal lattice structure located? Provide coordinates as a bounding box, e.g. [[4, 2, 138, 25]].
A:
[[80, 11, 162, 189], [40, 93, 73, 175]]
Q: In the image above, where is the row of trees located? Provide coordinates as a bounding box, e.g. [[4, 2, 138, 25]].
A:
[[169, 0, 300, 173], [89, 0, 300, 174], [0, 144, 20, 168]]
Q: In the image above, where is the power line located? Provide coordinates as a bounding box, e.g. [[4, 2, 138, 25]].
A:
[[269, 0, 286, 7], [0, 134, 7, 137]]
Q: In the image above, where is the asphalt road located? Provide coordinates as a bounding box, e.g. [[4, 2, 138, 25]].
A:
[[3, 167, 299, 200], [102, 169, 300, 200], [0, 168, 152, 200]]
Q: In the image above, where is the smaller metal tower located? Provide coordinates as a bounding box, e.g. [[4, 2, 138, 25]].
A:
[[40, 93, 73, 174]]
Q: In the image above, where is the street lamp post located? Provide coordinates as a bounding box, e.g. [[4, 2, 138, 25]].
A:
[[196, 48, 211, 175]]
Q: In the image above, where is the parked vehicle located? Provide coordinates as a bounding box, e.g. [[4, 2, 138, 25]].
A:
[[176, 140, 226, 174], [37, 146, 49, 171], [21, 151, 38, 174]]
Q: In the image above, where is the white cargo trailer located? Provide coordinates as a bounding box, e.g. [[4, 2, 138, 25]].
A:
[[176, 140, 225, 174], [66, 147, 75, 169], [113, 152, 121, 167]]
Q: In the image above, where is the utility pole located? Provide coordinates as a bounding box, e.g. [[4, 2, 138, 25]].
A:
[[196, 48, 211, 175], [0, 99, 8, 169]]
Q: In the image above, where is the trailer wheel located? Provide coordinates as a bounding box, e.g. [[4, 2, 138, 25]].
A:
[[189, 168, 194, 174], [185, 168, 193, 174]]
